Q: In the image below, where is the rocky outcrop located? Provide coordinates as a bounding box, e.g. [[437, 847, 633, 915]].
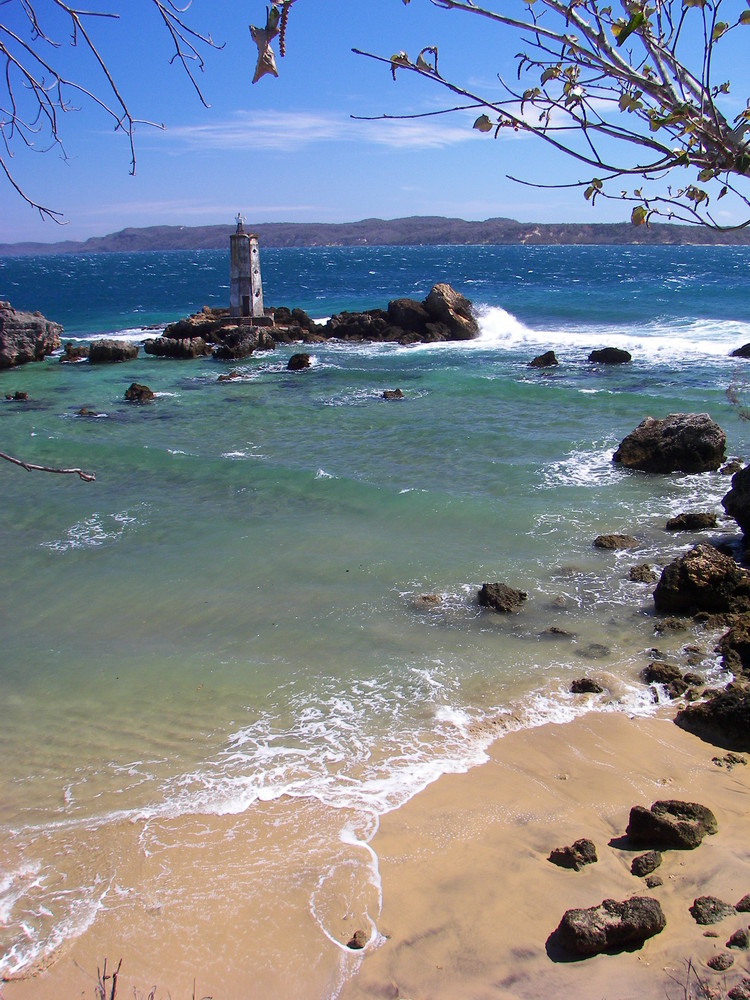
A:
[[478, 582, 528, 613], [60, 342, 89, 363], [613, 413, 726, 473], [717, 615, 750, 675], [144, 336, 210, 359], [548, 838, 598, 871], [89, 339, 138, 364], [625, 799, 717, 850], [529, 350, 558, 368], [629, 564, 659, 584], [383, 388, 404, 400], [0, 300, 62, 368], [631, 851, 662, 877], [665, 512, 718, 532], [653, 544, 750, 616], [731, 344, 750, 359], [212, 325, 275, 360], [570, 677, 604, 694], [674, 685, 750, 751], [163, 305, 231, 340], [553, 897, 666, 955], [641, 661, 689, 699], [589, 347, 631, 364], [723, 465, 750, 535], [124, 382, 154, 403], [322, 284, 478, 345], [689, 896, 736, 925]]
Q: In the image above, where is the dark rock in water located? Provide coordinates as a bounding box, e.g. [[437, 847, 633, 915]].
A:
[[386, 297, 431, 336], [738, 895, 750, 912], [217, 370, 241, 382], [346, 930, 368, 950], [723, 464, 750, 536], [629, 564, 659, 584], [76, 407, 99, 417], [529, 350, 558, 368], [589, 347, 631, 364], [60, 341, 89, 363], [553, 896, 665, 956], [287, 353, 311, 371], [731, 343, 750, 359], [124, 382, 155, 403], [541, 626, 576, 639], [548, 838, 598, 871], [722, 460, 743, 476], [89, 339, 138, 364], [270, 305, 317, 334], [631, 851, 662, 877], [383, 388, 404, 400], [626, 800, 717, 850], [666, 512, 718, 532], [212, 339, 256, 361], [654, 616, 688, 634], [0, 300, 62, 368], [594, 533, 639, 550], [613, 413, 726, 474], [641, 661, 688, 699], [570, 678, 604, 695], [683, 672, 704, 686], [575, 642, 611, 660], [424, 283, 479, 340], [645, 874, 663, 889], [5, 390, 28, 401], [708, 952, 735, 970], [689, 896, 736, 925], [717, 615, 750, 675], [478, 582, 528, 613], [728, 979, 750, 1000], [653, 544, 750, 616], [727, 927, 750, 949], [144, 336, 210, 359], [674, 685, 750, 751]]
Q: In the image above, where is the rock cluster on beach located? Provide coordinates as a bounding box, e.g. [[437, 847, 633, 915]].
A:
[[613, 412, 726, 473], [0, 300, 62, 369]]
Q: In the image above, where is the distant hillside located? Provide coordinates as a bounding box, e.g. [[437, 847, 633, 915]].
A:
[[3, 216, 750, 256]]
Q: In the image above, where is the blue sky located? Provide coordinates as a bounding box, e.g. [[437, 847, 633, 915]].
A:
[[2, 0, 749, 243]]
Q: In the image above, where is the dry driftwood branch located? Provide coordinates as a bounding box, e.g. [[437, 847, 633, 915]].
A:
[[0, 450, 95, 481]]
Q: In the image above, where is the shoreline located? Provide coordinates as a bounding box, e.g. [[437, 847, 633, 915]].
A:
[[3, 707, 748, 1000]]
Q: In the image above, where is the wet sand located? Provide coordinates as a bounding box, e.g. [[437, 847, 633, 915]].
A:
[[3, 711, 749, 1000]]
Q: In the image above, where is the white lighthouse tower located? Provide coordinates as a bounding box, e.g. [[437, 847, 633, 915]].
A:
[[229, 213, 264, 320]]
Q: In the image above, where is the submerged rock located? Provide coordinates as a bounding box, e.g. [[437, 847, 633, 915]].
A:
[[629, 564, 659, 584], [478, 582, 528, 613], [626, 800, 717, 850], [594, 534, 639, 550], [589, 347, 631, 364], [641, 661, 688, 699], [665, 512, 718, 532], [653, 544, 750, 616], [383, 388, 404, 400], [529, 350, 558, 368], [570, 677, 604, 695], [553, 896, 665, 956], [287, 353, 311, 371], [124, 382, 155, 403], [548, 838, 598, 871], [0, 300, 62, 368], [613, 413, 726, 474]]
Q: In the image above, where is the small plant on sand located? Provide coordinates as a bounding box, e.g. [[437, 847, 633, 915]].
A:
[[93, 959, 212, 1000], [665, 958, 723, 1000]]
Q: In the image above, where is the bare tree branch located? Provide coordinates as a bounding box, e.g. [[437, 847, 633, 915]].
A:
[[0, 449, 95, 481]]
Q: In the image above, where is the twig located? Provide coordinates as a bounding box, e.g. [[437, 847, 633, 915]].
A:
[[0, 450, 95, 481]]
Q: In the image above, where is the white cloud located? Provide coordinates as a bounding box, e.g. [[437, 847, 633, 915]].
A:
[[157, 109, 480, 153]]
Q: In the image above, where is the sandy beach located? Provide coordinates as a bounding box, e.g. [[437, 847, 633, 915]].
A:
[[3, 707, 748, 1000]]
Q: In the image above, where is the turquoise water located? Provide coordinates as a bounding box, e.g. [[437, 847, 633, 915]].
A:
[[1, 245, 750, 989]]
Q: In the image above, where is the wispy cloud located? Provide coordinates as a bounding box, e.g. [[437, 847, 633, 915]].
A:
[[158, 109, 479, 153]]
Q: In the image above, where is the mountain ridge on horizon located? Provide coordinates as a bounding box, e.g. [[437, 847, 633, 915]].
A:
[[3, 215, 750, 256]]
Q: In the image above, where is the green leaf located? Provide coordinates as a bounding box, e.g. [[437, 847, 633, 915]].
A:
[[682, 0, 706, 8], [390, 52, 410, 81], [614, 11, 646, 45], [631, 206, 648, 226], [697, 167, 716, 182], [473, 114, 494, 133], [541, 66, 561, 84], [712, 21, 729, 40], [740, 10, 750, 23]]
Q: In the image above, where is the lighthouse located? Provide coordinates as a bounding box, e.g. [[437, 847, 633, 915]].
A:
[[229, 213, 264, 320]]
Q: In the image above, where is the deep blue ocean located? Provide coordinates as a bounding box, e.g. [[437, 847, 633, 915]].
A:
[[1, 244, 750, 995]]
